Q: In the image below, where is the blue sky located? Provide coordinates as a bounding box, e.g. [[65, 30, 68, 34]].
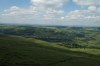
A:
[[0, 0, 100, 26], [0, 0, 80, 13], [0, 0, 31, 11]]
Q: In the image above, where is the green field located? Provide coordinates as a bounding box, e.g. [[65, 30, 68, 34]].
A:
[[0, 35, 100, 66], [0, 25, 100, 66]]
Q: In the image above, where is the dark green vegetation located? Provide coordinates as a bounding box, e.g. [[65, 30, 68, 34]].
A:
[[0, 24, 100, 66], [0, 24, 100, 48]]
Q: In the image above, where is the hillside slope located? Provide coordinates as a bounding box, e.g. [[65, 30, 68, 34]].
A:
[[0, 35, 100, 66]]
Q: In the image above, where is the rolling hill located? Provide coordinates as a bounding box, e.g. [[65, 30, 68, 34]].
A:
[[0, 35, 100, 66]]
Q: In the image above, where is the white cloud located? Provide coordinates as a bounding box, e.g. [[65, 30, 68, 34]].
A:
[[2, 6, 38, 16], [61, 8, 100, 23], [73, 0, 100, 6], [2, 0, 67, 21], [0, 0, 100, 26], [31, 0, 69, 8], [1, 5, 64, 24], [44, 8, 64, 19], [88, 6, 97, 13]]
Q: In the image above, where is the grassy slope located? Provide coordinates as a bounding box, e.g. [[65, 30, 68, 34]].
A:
[[0, 35, 100, 66]]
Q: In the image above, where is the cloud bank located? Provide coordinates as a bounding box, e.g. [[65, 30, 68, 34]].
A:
[[0, 0, 100, 26]]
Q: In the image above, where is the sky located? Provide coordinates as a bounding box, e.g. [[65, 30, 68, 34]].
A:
[[0, 0, 100, 26]]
